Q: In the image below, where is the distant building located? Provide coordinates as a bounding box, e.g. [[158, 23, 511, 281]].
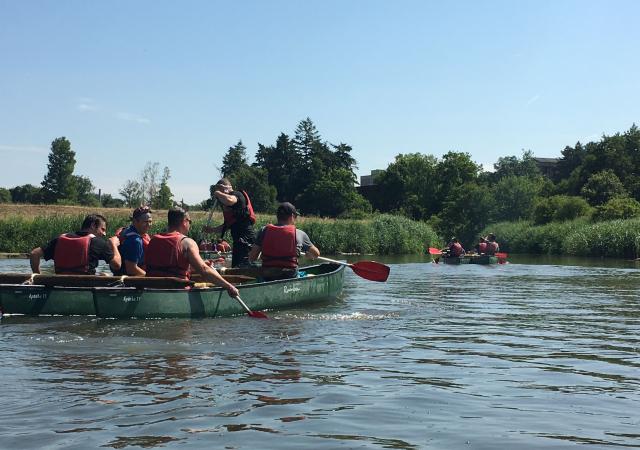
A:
[[360, 169, 384, 186], [533, 157, 559, 178]]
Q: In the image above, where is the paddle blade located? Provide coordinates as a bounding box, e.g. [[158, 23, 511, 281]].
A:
[[351, 261, 390, 282], [248, 310, 269, 319], [428, 247, 443, 255], [495, 252, 508, 259]]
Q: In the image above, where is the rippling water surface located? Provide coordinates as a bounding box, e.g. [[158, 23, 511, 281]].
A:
[[1, 256, 639, 449]]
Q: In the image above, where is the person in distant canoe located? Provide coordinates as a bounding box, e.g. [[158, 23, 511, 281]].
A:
[[475, 236, 488, 254], [485, 233, 500, 255], [447, 237, 465, 257], [249, 202, 320, 281], [30, 214, 122, 275], [203, 178, 256, 268], [145, 206, 239, 297], [114, 206, 153, 276]]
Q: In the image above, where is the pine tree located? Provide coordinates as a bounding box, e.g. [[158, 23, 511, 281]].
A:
[[221, 141, 249, 177]]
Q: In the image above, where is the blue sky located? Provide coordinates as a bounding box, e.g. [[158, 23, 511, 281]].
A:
[[1, 0, 639, 203]]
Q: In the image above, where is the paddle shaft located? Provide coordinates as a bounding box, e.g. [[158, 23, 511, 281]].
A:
[[204, 198, 219, 231], [233, 295, 268, 319]]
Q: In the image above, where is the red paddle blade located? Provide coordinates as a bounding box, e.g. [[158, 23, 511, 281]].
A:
[[351, 261, 390, 282], [428, 247, 443, 255], [248, 310, 269, 319], [495, 252, 508, 259]]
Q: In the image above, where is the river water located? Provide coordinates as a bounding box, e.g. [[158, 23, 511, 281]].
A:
[[0, 256, 639, 449]]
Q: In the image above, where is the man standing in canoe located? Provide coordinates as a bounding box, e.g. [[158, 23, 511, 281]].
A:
[[145, 206, 239, 298], [30, 214, 122, 275], [114, 206, 152, 276], [203, 178, 256, 268], [249, 202, 320, 280]]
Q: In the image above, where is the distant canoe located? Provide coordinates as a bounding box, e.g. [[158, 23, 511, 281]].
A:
[[440, 254, 500, 265], [0, 263, 345, 318]]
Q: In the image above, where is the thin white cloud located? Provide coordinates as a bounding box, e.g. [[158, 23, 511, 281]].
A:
[[116, 112, 151, 124], [77, 103, 98, 112], [76, 97, 98, 112], [0, 144, 47, 154], [526, 94, 540, 106]]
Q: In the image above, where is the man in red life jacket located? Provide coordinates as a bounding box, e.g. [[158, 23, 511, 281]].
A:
[[30, 214, 122, 275], [475, 237, 488, 254], [114, 206, 152, 276], [248, 202, 320, 281], [203, 178, 255, 268], [145, 207, 239, 297], [485, 233, 500, 255], [447, 237, 465, 257]]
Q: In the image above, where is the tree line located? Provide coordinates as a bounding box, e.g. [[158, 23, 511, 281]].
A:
[[367, 124, 640, 245], [2, 121, 639, 248], [0, 137, 175, 210]]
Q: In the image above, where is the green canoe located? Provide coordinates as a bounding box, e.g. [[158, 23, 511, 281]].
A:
[[441, 255, 471, 265], [441, 254, 499, 265], [0, 263, 344, 318]]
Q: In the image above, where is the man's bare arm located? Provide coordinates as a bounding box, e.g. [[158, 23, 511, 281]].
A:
[[184, 238, 239, 297], [108, 236, 122, 273], [30, 247, 44, 273], [213, 190, 238, 207]]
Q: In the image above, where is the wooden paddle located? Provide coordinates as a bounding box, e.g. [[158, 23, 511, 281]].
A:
[[315, 256, 390, 282], [233, 295, 268, 319]]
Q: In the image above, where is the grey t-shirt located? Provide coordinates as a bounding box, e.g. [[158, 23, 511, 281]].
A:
[[255, 225, 313, 255]]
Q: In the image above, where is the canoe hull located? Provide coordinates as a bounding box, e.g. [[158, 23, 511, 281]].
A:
[[0, 285, 96, 316], [441, 255, 499, 265], [0, 263, 345, 318]]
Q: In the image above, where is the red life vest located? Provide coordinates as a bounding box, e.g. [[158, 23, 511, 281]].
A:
[[486, 241, 499, 255], [449, 242, 464, 257], [222, 191, 256, 227], [477, 242, 487, 253], [145, 232, 191, 279], [53, 233, 95, 274], [116, 226, 151, 268], [261, 224, 298, 269]]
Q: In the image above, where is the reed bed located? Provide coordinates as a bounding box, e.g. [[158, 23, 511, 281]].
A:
[[0, 211, 439, 255], [486, 218, 640, 258]]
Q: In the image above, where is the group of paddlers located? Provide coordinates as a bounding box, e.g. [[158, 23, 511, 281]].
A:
[[443, 233, 500, 257], [29, 178, 321, 296]]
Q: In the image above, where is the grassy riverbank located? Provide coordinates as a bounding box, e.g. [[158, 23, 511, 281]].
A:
[[485, 218, 640, 258], [0, 204, 439, 255]]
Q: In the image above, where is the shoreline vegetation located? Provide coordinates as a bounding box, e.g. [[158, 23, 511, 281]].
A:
[[2, 204, 640, 259], [0, 204, 439, 255], [486, 218, 640, 259]]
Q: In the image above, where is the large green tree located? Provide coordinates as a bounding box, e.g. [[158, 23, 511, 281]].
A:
[[297, 168, 370, 217], [492, 175, 542, 222], [41, 137, 76, 203], [580, 170, 627, 205], [225, 166, 276, 212], [374, 153, 438, 219], [436, 182, 495, 247], [221, 141, 249, 177]]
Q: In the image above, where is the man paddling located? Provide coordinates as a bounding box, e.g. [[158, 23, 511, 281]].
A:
[[145, 207, 239, 298], [114, 206, 152, 276], [30, 214, 122, 275], [203, 178, 256, 268], [249, 202, 320, 281]]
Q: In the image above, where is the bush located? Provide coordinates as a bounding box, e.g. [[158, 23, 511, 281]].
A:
[[593, 196, 640, 221], [533, 195, 592, 224]]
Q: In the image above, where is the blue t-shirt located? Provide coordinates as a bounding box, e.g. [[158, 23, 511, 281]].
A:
[[119, 225, 144, 269]]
